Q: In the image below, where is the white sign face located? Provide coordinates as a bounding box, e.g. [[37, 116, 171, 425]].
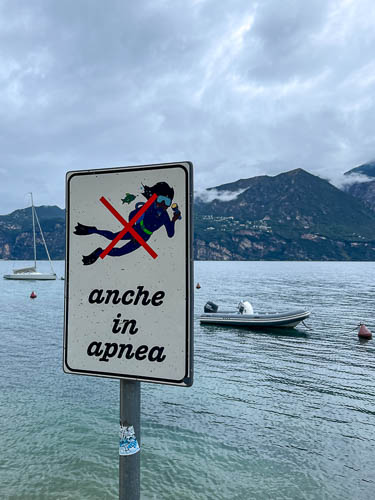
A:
[[64, 162, 193, 386]]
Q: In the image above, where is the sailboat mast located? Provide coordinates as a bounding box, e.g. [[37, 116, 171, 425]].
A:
[[30, 193, 37, 268], [34, 209, 55, 275]]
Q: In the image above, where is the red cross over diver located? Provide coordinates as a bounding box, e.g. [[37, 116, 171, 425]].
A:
[[74, 182, 181, 266]]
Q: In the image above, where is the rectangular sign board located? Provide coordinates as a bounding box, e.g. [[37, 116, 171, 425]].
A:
[[64, 162, 193, 386]]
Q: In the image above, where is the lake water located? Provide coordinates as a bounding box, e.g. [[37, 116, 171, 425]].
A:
[[0, 260, 375, 499]]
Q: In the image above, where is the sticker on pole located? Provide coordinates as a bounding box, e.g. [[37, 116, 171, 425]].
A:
[[63, 162, 193, 386], [119, 425, 140, 456]]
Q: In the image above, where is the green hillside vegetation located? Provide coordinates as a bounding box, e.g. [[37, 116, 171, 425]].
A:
[[197, 169, 375, 240], [0, 205, 65, 260], [195, 169, 375, 260]]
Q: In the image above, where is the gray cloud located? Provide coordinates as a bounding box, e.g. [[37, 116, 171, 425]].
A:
[[330, 172, 374, 190], [1, 0, 375, 212]]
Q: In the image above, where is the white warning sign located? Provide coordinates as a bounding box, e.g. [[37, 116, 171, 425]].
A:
[[64, 162, 193, 386]]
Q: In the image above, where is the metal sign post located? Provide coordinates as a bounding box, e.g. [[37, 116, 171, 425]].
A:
[[119, 380, 140, 500], [64, 162, 193, 499]]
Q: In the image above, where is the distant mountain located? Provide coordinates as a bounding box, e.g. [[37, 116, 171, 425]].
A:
[[344, 161, 375, 178], [344, 181, 375, 213], [195, 168, 375, 260], [0, 205, 65, 260], [206, 175, 269, 193], [343, 161, 375, 212], [2, 168, 375, 261]]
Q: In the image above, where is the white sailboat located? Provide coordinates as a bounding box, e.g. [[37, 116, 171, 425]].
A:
[[3, 193, 57, 280]]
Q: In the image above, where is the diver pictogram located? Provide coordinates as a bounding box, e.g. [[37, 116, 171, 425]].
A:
[[100, 193, 158, 260], [74, 181, 181, 266]]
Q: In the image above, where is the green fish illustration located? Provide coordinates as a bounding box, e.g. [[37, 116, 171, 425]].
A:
[[121, 193, 137, 204]]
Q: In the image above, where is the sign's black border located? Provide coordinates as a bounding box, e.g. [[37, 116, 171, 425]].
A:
[[63, 162, 193, 386]]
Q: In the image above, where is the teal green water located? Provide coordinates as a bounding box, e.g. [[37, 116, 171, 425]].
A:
[[1, 261, 375, 499]]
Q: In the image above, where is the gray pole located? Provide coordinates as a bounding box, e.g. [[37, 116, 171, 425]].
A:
[[119, 379, 141, 500]]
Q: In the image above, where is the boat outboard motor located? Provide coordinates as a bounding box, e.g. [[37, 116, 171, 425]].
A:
[[238, 301, 254, 315], [204, 301, 219, 313]]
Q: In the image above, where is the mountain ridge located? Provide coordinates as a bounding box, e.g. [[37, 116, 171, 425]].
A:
[[2, 168, 375, 261], [195, 168, 375, 260], [344, 161, 375, 178], [343, 161, 375, 212], [0, 205, 65, 260]]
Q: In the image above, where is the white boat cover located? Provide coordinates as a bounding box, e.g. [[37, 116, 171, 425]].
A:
[[13, 266, 37, 274]]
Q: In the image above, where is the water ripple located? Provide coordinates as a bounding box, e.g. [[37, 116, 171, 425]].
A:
[[1, 261, 375, 499]]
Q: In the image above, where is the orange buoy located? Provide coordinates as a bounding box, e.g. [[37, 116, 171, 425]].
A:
[[358, 323, 372, 339], [196, 283, 201, 289], [30, 291, 37, 299]]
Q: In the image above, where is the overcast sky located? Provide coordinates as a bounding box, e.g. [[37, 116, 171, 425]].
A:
[[1, 0, 375, 212]]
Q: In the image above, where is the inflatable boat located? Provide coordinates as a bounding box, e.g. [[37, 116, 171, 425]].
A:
[[199, 301, 310, 329]]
